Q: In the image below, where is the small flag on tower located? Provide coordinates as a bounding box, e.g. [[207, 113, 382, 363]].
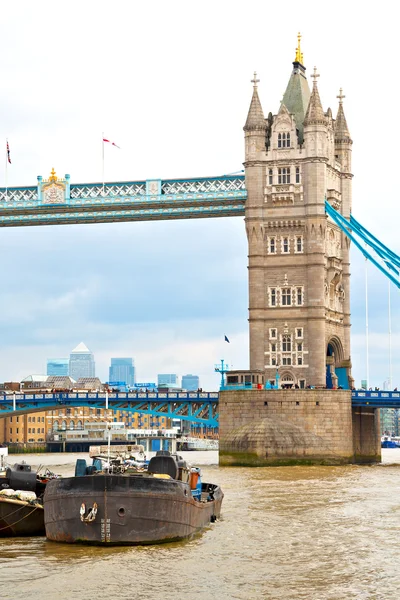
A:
[[102, 137, 121, 149], [6, 140, 11, 164], [224, 335, 230, 343]]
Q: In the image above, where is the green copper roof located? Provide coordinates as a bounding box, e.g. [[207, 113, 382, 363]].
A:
[[281, 63, 310, 144]]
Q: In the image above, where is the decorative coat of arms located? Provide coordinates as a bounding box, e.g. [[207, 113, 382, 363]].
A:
[[42, 168, 66, 204]]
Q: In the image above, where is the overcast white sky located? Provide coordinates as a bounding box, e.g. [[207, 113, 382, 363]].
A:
[[0, 0, 398, 389]]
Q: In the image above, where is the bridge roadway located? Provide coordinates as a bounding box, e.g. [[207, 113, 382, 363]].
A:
[[0, 390, 399, 427], [0, 175, 246, 227]]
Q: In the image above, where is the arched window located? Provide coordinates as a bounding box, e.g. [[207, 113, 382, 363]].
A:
[[278, 133, 282, 148], [282, 335, 291, 352], [270, 288, 277, 306], [283, 237, 289, 253], [269, 237, 276, 254], [69, 421, 74, 430], [61, 420, 67, 430], [77, 420, 83, 430], [53, 421, 59, 431]]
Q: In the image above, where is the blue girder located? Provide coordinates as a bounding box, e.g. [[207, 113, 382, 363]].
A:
[[1, 391, 400, 424], [0, 175, 246, 227], [0, 392, 219, 427]]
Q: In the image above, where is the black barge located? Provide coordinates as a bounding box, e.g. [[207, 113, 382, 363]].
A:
[[44, 451, 223, 545]]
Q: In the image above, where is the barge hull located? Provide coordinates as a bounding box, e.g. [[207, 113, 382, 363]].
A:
[[44, 474, 223, 545], [0, 498, 44, 537]]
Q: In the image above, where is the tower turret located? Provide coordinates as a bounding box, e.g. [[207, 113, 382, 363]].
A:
[[244, 72, 267, 161], [334, 89, 353, 182]]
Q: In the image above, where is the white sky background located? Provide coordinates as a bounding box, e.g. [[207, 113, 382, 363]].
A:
[[0, 0, 398, 389]]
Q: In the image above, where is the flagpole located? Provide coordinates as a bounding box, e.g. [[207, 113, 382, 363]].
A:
[[5, 138, 8, 201], [102, 132, 105, 197]]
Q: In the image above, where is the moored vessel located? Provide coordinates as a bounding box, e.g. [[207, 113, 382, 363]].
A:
[[0, 461, 49, 537], [44, 450, 223, 545]]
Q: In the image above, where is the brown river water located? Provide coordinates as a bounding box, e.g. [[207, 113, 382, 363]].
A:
[[1, 450, 400, 600]]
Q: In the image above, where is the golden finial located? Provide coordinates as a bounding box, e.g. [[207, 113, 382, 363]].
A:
[[295, 32, 303, 64], [49, 168, 57, 182]]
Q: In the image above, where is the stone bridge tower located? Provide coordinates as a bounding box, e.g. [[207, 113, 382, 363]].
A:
[[244, 36, 353, 389]]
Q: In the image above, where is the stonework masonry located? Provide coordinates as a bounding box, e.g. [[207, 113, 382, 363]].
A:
[[219, 390, 381, 466], [244, 51, 353, 390]]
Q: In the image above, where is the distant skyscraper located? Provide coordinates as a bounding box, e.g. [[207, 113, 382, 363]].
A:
[[69, 342, 95, 380], [109, 358, 135, 387], [157, 374, 179, 388], [181, 374, 200, 391], [47, 358, 69, 376]]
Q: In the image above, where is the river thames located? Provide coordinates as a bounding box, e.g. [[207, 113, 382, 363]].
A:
[[1, 450, 400, 599]]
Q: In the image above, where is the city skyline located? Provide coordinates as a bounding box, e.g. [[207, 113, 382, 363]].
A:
[[0, 5, 398, 390]]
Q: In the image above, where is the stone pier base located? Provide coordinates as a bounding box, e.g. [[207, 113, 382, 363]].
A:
[[219, 389, 380, 466], [352, 406, 381, 464]]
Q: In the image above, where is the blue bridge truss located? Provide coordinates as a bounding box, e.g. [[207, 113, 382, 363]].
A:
[[0, 174, 246, 227], [1, 391, 400, 427], [0, 392, 219, 428]]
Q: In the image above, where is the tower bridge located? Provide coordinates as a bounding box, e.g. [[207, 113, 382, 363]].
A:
[[1, 35, 399, 464]]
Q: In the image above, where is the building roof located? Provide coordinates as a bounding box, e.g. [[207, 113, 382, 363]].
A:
[[21, 374, 48, 382], [71, 342, 91, 354], [244, 73, 266, 132], [281, 61, 310, 144], [304, 68, 325, 127]]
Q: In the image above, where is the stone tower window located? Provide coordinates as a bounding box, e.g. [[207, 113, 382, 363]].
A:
[[270, 288, 277, 306], [270, 328, 277, 338], [296, 167, 300, 183], [297, 343, 303, 352], [296, 287, 303, 305], [282, 289, 291, 306], [270, 343, 277, 352], [296, 328, 303, 338], [269, 237, 276, 254], [295, 236, 303, 253], [268, 169, 273, 185], [282, 357, 291, 365], [278, 167, 290, 184], [297, 357, 303, 365], [282, 237, 290, 253], [278, 133, 290, 148], [282, 335, 291, 352]]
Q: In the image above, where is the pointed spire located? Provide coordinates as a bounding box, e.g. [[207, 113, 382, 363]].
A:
[[334, 88, 351, 139], [244, 72, 266, 131], [281, 34, 310, 143], [304, 67, 326, 126]]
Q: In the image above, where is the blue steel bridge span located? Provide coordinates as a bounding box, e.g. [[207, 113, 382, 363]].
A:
[[0, 174, 246, 227], [1, 390, 400, 427], [0, 392, 220, 428]]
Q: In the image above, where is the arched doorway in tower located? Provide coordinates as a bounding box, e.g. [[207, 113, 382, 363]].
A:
[[326, 337, 348, 389], [280, 372, 296, 389]]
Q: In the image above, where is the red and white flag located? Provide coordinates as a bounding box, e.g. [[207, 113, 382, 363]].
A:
[[103, 137, 120, 149]]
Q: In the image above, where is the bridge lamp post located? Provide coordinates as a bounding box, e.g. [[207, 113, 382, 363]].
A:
[[215, 360, 229, 390]]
